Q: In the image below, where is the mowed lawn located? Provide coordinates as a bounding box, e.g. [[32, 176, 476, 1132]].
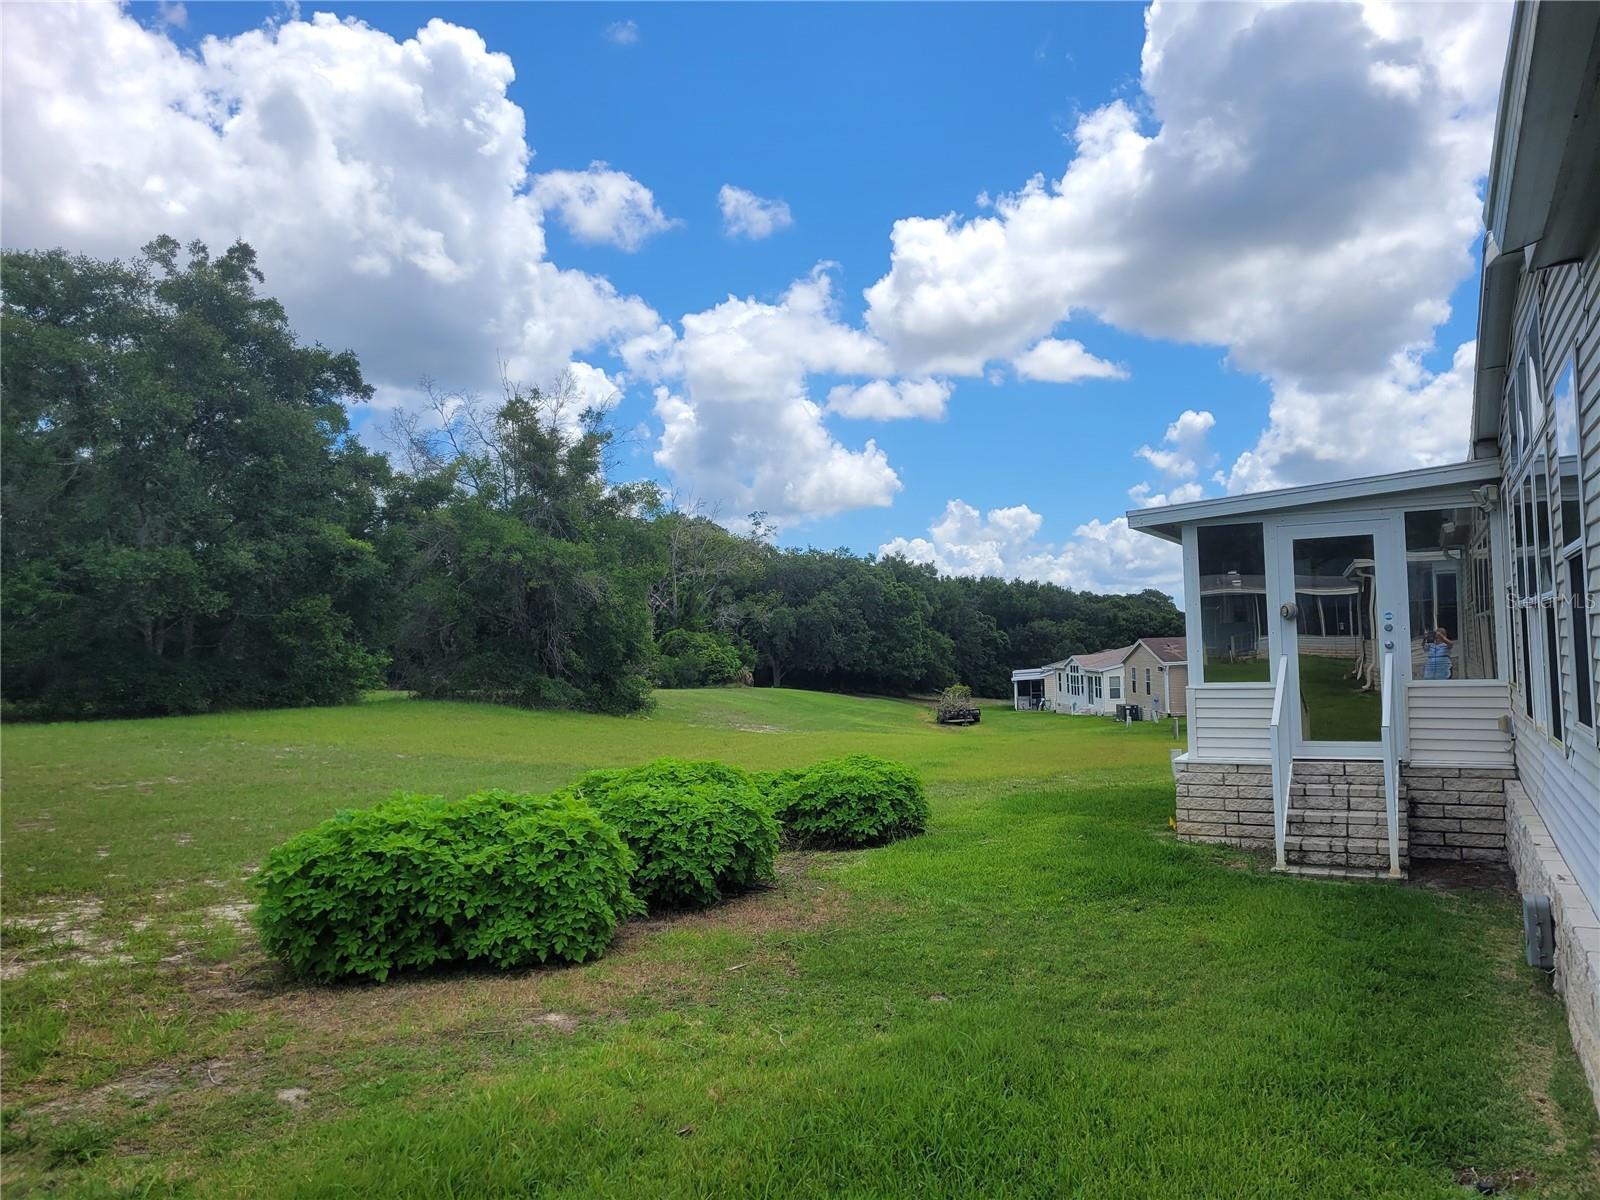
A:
[[2, 692, 1597, 1198]]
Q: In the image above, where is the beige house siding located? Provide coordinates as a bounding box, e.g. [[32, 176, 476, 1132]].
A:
[[1123, 644, 1188, 717]]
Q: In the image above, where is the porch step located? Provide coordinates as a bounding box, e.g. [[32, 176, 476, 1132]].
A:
[[1282, 760, 1408, 876]]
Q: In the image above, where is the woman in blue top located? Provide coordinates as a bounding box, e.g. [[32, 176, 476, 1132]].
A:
[[1422, 625, 1455, 679]]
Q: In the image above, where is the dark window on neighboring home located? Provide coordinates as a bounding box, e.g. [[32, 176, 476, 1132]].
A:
[[1570, 555, 1593, 730]]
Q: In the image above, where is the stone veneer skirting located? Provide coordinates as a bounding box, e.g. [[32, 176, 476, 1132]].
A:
[[1505, 779, 1600, 1113], [1403, 765, 1514, 861], [1171, 761, 1275, 853], [1173, 760, 1405, 872], [1173, 760, 1511, 870]]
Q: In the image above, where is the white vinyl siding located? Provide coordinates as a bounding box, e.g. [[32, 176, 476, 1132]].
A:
[[1188, 684, 1274, 762], [1503, 254, 1600, 914], [1406, 681, 1515, 766]]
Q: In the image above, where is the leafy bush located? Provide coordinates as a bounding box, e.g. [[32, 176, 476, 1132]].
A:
[[654, 629, 746, 688], [559, 759, 778, 909], [253, 790, 641, 982], [767, 754, 929, 848]]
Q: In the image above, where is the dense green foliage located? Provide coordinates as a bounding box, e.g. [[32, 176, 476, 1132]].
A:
[[0, 239, 390, 719], [766, 754, 930, 847], [382, 384, 658, 715], [558, 759, 779, 909], [1, 240, 1182, 720], [654, 629, 747, 688], [253, 789, 640, 982]]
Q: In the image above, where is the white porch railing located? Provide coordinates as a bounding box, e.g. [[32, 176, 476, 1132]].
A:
[[1380, 650, 1400, 878], [1269, 654, 1291, 870]]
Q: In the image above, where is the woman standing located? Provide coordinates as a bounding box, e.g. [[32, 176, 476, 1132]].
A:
[[1422, 625, 1455, 680]]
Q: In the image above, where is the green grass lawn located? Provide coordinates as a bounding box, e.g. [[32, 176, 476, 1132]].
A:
[[1296, 653, 1383, 742], [2, 690, 1596, 1198], [1199, 657, 1271, 683]]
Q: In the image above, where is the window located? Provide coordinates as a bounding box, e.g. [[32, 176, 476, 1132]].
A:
[[1502, 318, 1583, 743], [1553, 358, 1582, 547], [1197, 523, 1269, 682], [1145, 667, 1152, 693], [1520, 609, 1534, 718], [1109, 676, 1122, 700], [1569, 555, 1593, 730], [1405, 508, 1496, 679], [1545, 604, 1564, 744]]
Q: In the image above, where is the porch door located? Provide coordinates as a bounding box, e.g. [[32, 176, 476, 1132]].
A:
[[1276, 520, 1402, 758]]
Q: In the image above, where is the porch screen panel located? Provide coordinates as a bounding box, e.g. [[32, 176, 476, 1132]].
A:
[[1404, 507, 1497, 679], [1197, 523, 1269, 682], [1292, 533, 1381, 742]]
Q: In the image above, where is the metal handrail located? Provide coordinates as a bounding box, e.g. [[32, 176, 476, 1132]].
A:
[[1268, 654, 1291, 870], [1380, 651, 1400, 877]]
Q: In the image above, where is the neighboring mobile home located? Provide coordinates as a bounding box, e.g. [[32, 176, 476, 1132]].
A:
[[1123, 637, 1189, 718], [1010, 659, 1069, 710], [1128, 0, 1599, 1104], [1015, 644, 1178, 715], [1062, 646, 1133, 715]]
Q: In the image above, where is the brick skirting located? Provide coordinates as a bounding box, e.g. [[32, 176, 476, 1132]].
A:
[[1173, 759, 1511, 871], [1171, 761, 1274, 853], [1403, 766, 1513, 861]]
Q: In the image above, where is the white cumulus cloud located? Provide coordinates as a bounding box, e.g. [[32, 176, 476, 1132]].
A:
[[826, 378, 951, 421], [718, 185, 794, 240], [863, 1, 1508, 488], [531, 162, 676, 251], [1136, 408, 1216, 479], [0, 3, 662, 412], [881, 500, 1182, 596], [1011, 337, 1128, 383], [641, 268, 901, 523]]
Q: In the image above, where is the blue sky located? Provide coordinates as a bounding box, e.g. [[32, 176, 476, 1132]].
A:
[[5, 2, 1509, 594]]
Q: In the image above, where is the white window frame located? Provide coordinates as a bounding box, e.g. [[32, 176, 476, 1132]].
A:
[[1502, 319, 1571, 748]]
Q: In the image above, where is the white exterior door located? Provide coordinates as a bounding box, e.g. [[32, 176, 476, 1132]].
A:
[[1275, 518, 1405, 759]]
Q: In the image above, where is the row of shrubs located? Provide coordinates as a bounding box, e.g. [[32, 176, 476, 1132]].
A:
[[254, 754, 927, 983]]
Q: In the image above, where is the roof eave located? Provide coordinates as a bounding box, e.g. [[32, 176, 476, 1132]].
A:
[[1484, 3, 1599, 257], [1470, 238, 1523, 454], [1125, 459, 1502, 543]]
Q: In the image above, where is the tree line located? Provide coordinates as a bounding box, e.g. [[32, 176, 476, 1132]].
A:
[[0, 240, 1183, 720]]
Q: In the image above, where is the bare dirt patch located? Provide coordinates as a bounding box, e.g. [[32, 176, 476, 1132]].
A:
[[1405, 860, 1516, 894], [1, 900, 130, 978]]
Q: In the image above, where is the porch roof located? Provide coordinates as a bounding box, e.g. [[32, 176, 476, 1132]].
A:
[[1124, 459, 1502, 544], [1072, 646, 1133, 672], [1011, 659, 1069, 682]]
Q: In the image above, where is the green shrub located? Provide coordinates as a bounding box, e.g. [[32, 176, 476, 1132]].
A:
[[653, 630, 747, 688], [253, 790, 641, 982], [559, 759, 778, 909], [768, 754, 929, 848]]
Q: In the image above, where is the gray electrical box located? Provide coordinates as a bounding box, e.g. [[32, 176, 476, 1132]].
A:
[[1522, 893, 1554, 971]]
